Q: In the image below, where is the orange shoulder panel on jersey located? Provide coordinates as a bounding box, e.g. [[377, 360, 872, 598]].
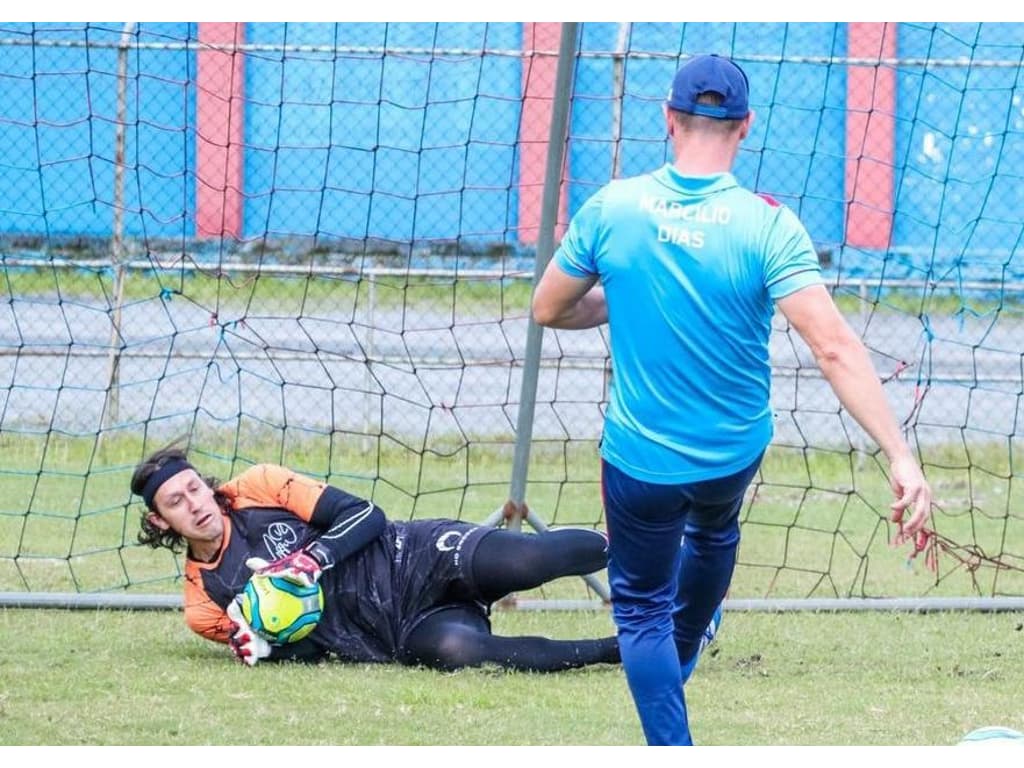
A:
[[756, 192, 782, 207], [217, 463, 325, 522], [183, 559, 234, 644]]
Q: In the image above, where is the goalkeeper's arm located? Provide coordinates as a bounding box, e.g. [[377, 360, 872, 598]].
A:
[[249, 486, 387, 585], [302, 485, 387, 569]]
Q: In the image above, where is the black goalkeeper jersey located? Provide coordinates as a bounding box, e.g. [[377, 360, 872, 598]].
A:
[[183, 464, 492, 664]]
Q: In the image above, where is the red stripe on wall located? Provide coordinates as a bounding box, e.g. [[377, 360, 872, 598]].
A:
[[196, 23, 245, 240], [845, 22, 896, 250], [518, 23, 569, 245]]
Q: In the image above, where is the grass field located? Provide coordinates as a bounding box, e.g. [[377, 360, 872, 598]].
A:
[[4, 263, 1024, 750], [1, 606, 1022, 746]]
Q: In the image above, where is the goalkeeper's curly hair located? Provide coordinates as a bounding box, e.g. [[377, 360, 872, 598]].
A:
[[131, 446, 229, 553]]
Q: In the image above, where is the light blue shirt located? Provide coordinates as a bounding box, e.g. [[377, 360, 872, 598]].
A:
[[554, 164, 822, 483]]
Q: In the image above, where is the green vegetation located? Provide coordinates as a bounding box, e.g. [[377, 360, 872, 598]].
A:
[[830, 283, 1024, 319], [6, 261, 1023, 321], [1, 262, 537, 319]]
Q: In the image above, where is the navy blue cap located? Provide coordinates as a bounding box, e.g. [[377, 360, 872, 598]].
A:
[[667, 54, 749, 119]]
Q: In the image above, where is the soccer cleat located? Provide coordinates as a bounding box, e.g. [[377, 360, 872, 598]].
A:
[[679, 602, 722, 685]]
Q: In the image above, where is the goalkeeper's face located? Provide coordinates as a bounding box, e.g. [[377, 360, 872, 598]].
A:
[[149, 468, 225, 548]]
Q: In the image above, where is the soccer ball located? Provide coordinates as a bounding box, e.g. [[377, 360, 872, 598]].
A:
[[957, 726, 1024, 746], [239, 574, 324, 644]]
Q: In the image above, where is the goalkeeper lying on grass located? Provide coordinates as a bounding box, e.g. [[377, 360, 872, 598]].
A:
[[130, 446, 635, 671]]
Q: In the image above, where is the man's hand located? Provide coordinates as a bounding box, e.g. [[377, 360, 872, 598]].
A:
[[246, 551, 323, 589], [888, 453, 933, 543], [226, 600, 272, 666]]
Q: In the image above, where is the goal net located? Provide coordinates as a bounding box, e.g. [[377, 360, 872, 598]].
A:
[[1, 21, 1022, 606]]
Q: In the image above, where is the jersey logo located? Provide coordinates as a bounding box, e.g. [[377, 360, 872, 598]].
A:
[[756, 192, 782, 207], [263, 521, 299, 559], [435, 530, 466, 552]]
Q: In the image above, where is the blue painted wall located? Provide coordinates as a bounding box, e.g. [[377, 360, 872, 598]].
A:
[[890, 22, 1024, 281], [243, 22, 522, 248], [0, 22, 195, 241], [0, 22, 1022, 280]]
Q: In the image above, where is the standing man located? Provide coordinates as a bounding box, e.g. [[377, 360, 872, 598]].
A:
[[531, 53, 932, 745]]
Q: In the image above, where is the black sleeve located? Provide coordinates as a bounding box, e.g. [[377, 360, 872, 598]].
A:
[[301, 485, 387, 570]]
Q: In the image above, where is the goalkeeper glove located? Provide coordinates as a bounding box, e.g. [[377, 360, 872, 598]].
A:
[[226, 599, 272, 667], [245, 550, 323, 589]]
